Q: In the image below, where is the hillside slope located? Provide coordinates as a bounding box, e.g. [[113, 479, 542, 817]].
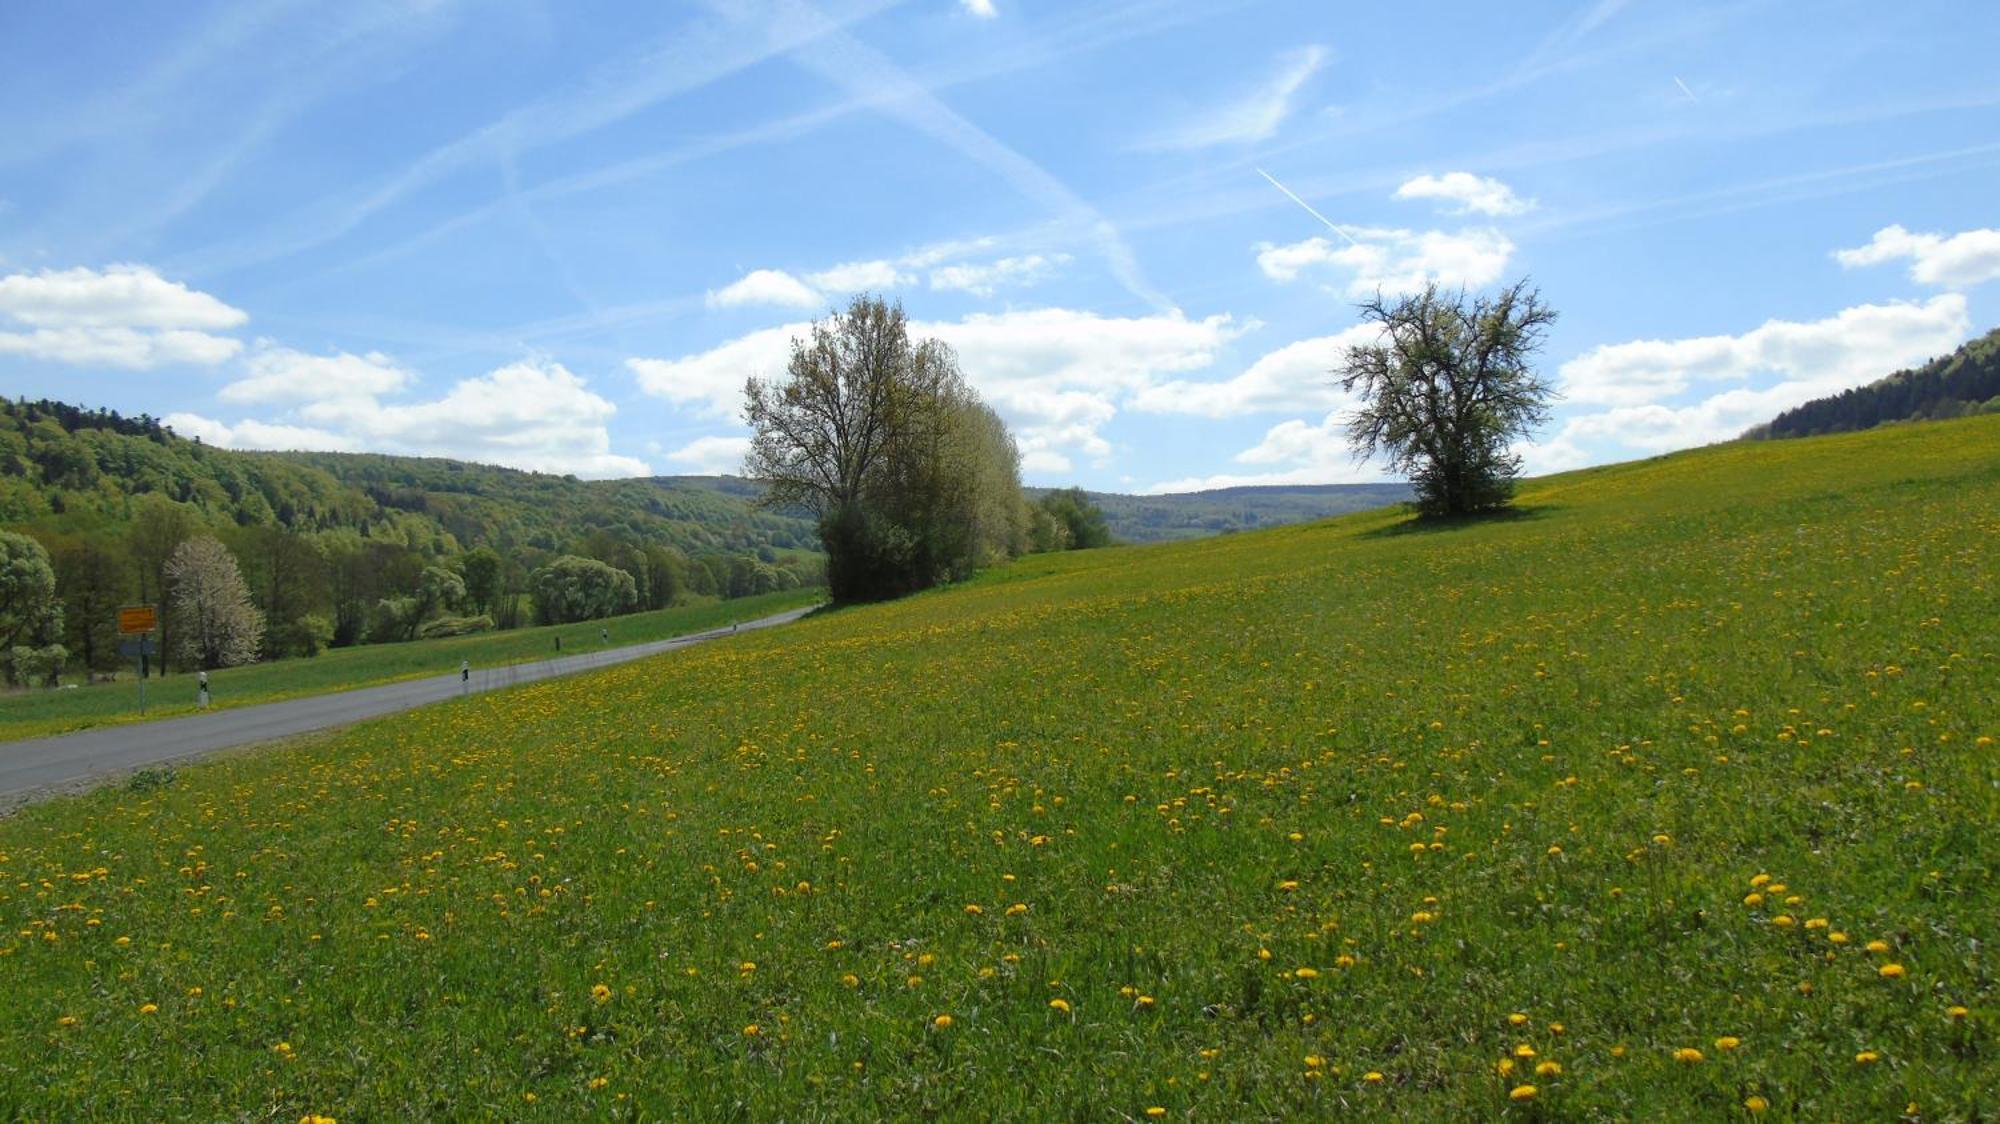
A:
[[0, 399, 815, 555], [1753, 326, 2000, 438], [1, 418, 1994, 1117]]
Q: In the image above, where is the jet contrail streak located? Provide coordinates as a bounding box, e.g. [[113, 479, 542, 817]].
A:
[[1256, 167, 1361, 246], [1673, 76, 1698, 102]]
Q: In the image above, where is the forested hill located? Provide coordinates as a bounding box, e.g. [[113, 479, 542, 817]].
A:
[[0, 399, 814, 556], [1750, 326, 2000, 439]]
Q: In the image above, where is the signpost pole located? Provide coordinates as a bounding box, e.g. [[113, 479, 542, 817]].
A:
[[118, 605, 159, 717]]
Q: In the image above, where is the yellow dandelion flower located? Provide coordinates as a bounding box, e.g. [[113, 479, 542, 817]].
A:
[[1865, 939, 1890, 953], [1879, 963, 1906, 979], [1534, 1060, 1561, 1077], [1294, 966, 1320, 980], [1714, 1036, 1740, 1051], [1049, 998, 1071, 1014], [743, 1023, 761, 1037], [932, 1014, 953, 1030], [1947, 1005, 1969, 1020], [840, 973, 859, 988], [963, 904, 983, 915], [1507, 1012, 1529, 1026], [1513, 1044, 1536, 1059], [137, 1003, 158, 1015], [1828, 931, 1850, 945], [1496, 1058, 1515, 1076], [1745, 1095, 1769, 1112], [1673, 1048, 1704, 1065], [591, 983, 612, 1004], [1509, 1084, 1538, 1102], [1363, 1070, 1384, 1084], [1144, 1108, 1167, 1119], [1854, 1050, 1879, 1065]]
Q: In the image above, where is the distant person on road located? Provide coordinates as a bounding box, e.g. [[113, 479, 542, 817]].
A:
[[600, 626, 609, 645], [196, 670, 210, 710], [555, 636, 561, 653]]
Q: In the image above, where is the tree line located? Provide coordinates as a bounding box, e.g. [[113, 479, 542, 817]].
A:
[[1750, 326, 2000, 440], [1, 508, 824, 685]]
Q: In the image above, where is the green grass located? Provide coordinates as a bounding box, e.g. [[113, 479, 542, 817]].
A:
[[0, 588, 822, 742], [1, 417, 1995, 1119]]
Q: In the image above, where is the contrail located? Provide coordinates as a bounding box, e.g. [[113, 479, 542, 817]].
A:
[[1673, 76, 1698, 102], [1257, 167, 1361, 246]]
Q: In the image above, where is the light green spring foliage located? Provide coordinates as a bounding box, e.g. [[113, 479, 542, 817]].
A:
[[0, 418, 1994, 1118]]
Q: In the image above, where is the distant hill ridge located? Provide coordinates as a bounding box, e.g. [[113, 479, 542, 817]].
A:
[[1750, 326, 2000, 439]]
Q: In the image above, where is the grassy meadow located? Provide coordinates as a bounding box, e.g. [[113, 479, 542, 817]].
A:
[[0, 588, 822, 743], [0, 417, 1994, 1119]]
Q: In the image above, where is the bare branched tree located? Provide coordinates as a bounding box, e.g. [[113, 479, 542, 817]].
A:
[[1339, 280, 1558, 516]]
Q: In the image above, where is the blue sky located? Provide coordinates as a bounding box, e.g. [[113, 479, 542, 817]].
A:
[[2, 0, 1996, 492]]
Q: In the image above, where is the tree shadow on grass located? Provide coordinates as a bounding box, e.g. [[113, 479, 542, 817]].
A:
[[1359, 503, 1560, 539]]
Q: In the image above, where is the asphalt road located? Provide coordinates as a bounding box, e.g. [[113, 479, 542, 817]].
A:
[[0, 605, 815, 805]]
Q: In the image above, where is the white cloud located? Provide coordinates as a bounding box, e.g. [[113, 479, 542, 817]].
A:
[[630, 307, 1243, 474], [931, 307, 1242, 469], [0, 264, 245, 368], [707, 268, 824, 310], [628, 323, 803, 417], [928, 253, 1067, 296], [1140, 45, 1326, 150], [1559, 295, 1970, 407], [807, 258, 912, 293], [664, 434, 752, 475], [1256, 227, 1515, 296], [1145, 410, 1387, 493], [193, 357, 650, 478], [1834, 224, 2000, 288], [959, 0, 997, 17], [0, 326, 243, 368], [1394, 172, 1535, 216], [219, 343, 412, 405], [163, 413, 354, 452], [1131, 326, 1378, 417]]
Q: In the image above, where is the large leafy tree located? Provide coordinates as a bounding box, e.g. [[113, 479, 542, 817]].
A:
[[1339, 280, 1558, 517], [165, 536, 264, 669], [745, 295, 1026, 602], [530, 555, 638, 624], [0, 530, 65, 685]]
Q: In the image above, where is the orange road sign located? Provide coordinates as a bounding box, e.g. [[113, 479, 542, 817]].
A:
[[118, 605, 158, 635]]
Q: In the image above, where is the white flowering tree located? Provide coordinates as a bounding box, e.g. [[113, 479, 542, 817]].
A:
[[166, 536, 264, 669]]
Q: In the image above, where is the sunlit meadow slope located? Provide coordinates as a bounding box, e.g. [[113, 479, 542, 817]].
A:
[[2, 417, 1995, 1119]]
